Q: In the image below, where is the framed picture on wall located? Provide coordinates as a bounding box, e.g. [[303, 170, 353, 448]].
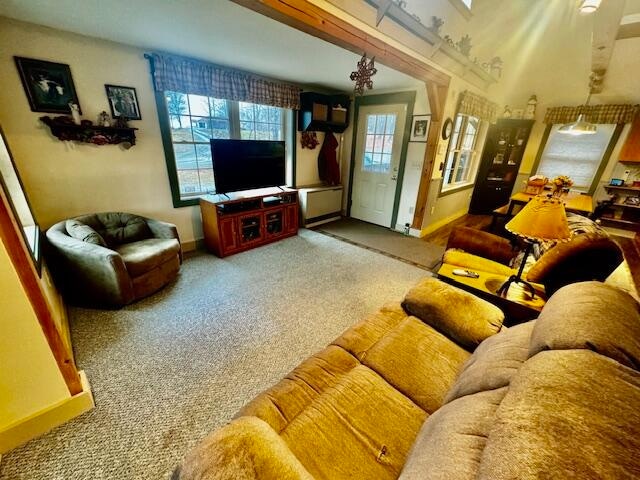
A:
[[410, 114, 430, 142], [14, 56, 81, 114], [105, 84, 141, 120]]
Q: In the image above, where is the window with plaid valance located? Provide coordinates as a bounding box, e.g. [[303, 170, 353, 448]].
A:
[[544, 104, 639, 124], [458, 90, 498, 123], [147, 52, 301, 110]]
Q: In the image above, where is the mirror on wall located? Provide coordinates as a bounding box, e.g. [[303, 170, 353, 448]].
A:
[[0, 126, 41, 275]]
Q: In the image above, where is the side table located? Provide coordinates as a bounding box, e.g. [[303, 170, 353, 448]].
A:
[[437, 263, 546, 326]]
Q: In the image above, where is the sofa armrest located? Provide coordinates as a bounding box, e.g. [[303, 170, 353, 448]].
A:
[[146, 218, 182, 262], [175, 416, 314, 480], [46, 227, 134, 307], [446, 227, 515, 266], [402, 278, 505, 350]]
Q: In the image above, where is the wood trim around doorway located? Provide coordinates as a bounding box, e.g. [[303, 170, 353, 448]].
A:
[[231, 0, 451, 230]]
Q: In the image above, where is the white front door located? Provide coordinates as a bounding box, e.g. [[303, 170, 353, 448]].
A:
[[351, 104, 407, 227]]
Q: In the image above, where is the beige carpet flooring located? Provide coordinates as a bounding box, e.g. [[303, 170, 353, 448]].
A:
[[0, 229, 429, 480], [316, 217, 445, 270]]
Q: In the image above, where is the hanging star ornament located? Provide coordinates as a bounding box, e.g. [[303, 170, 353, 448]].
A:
[[350, 54, 377, 96]]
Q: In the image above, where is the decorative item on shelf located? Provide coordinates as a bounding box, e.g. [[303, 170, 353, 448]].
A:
[[633, 180, 640, 187], [524, 94, 538, 119], [105, 84, 141, 120], [498, 195, 571, 299], [489, 56, 503, 78], [393, 0, 407, 8], [609, 178, 625, 186], [443, 35, 455, 47], [14, 56, 81, 114], [39, 115, 138, 147], [410, 13, 421, 23], [113, 116, 129, 128], [300, 131, 319, 149], [456, 35, 472, 57], [98, 111, 111, 127], [624, 196, 640, 206], [410, 114, 430, 142], [350, 53, 377, 96], [503, 105, 512, 118], [551, 175, 574, 196], [69, 102, 81, 125], [429, 16, 444, 35]]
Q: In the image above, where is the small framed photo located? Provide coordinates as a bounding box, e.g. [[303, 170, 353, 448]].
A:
[[105, 84, 141, 120], [14, 56, 81, 114], [410, 114, 430, 142], [624, 196, 640, 206], [609, 178, 625, 186]]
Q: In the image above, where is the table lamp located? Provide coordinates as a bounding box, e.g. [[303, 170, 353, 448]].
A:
[[497, 195, 571, 298]]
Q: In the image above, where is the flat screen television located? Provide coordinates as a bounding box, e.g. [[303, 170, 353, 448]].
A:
[[210, 139, 286, 194]]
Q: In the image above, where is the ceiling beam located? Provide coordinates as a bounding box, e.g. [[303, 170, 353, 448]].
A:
[[591, 0, 625, 92], [617, 20, 640, 39]]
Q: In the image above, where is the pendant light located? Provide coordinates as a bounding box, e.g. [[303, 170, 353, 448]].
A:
[[558, 91, 597, 136], [579, 0, 602, 14]]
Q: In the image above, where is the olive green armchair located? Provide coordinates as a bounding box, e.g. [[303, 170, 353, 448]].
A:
[[46, 212, 182, 308]]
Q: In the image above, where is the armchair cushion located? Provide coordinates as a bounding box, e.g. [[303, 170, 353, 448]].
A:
[[115, 238, 181, 277], [443, 250, 515, 277], [65, 219, 106, 247]]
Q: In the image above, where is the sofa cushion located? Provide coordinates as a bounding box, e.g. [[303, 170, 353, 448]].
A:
[[529, 281, 640, 370], [478, 350, 640, 479], [115, 238, 180, 277], [65, 219, 106, 247], [399, 387, 507, 480], [444, 320, 535, 404], [281, 365, 426, 480], [95, 212, 151, 246], [402, 278, 504, 350], [362, 316, 470, 413], [177, 416, 314, 480], [237, 345, 360, 434]]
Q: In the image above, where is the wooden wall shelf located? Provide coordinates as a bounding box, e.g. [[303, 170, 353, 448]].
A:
[[40, 116, 138, 147]]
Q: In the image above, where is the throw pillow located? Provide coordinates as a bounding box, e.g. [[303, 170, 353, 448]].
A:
[[65, 219, 107, 247]]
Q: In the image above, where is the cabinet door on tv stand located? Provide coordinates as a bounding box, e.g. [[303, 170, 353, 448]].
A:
[[219, 216, 241, 255], [284, 204, 299, 234]]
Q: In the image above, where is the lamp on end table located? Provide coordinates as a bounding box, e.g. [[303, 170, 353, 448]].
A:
[[498, 195, 571, 299]]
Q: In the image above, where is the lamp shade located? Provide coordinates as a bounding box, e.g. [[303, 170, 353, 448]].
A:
[[558, 113, 597, 135], [505, 195, 571, 242]]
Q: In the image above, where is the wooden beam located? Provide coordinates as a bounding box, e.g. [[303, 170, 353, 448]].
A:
[[411, 82, 449, 229], [0, 187, 82, 396], [617, 19, 640, 40], [591, 0, 625, 92], [231, 0, 451, 87]]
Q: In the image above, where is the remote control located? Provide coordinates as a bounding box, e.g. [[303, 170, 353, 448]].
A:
[[452, 269, 480, 278]]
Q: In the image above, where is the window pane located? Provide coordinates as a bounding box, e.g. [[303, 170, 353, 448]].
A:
[[385, 115, 396, 134], [211, 119, 230, 139], [240, 121, 255, 139], [212, 99, 229, 118], [191, 117, 212, 140], [383, 135, 393, 154], [239, 102, 254, 121], [442, 114, 482, 189], [165, 92, 188, 117], [174, 144, 197, 171], [188, 94, 211, 116], [367, 115, 376, 133], [170, 116, 193, 142], [537, 124, 616, 190], [375, 116, 386, 134]]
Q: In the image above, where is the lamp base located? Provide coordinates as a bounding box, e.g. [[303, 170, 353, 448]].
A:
[[498, 275, 536, 299]]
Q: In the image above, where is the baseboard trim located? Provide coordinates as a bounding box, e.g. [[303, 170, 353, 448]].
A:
[[421, 210, 467, 236], [0, 371, 94, 454], [181, 238, 205, 253]]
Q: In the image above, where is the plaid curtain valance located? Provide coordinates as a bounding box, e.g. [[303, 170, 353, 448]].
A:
[[458, 90, 498, 123], [148, 53, 301, 110], [544, 104, 639, 124]]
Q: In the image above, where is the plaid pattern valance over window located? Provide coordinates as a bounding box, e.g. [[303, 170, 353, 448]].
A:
[[544, 104, 639, 124], [458, 90, 498, 123], [147, 52, 301, 110]]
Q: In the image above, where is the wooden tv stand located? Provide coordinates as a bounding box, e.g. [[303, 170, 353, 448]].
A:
[[200, 187, 299, 257]]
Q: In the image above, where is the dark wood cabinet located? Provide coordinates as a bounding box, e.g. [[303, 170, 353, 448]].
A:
[[200, 188, 299, 257], [469, 119, 534, 214], [297, 92, 351, 133]]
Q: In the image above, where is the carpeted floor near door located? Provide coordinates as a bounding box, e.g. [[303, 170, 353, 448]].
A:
[[315, 217, 445, 270], [0, 229, 429, 480]]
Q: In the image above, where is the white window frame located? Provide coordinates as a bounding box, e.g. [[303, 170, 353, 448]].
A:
[[448, 0, 472, 19], [441, 113, 482, 193]]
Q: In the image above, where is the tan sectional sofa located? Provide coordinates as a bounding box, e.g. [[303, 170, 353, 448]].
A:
[[174, 278, 640, 479]]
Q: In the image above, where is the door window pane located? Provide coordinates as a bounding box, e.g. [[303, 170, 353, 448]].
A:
[[362, 114, 397, 173]]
